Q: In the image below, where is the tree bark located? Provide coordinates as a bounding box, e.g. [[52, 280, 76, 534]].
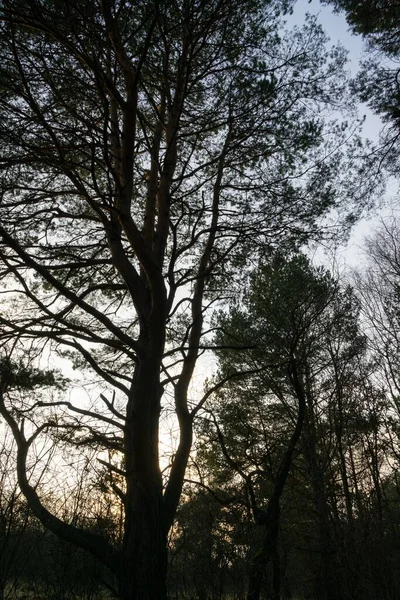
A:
[[119, 508, 168, 600], [120, 344, 168, 600]]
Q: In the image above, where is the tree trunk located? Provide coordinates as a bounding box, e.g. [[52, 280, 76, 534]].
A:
[[247, 357, 306, 600], [247, 501, 281, 600], [271, 531, 281, 600], [121, 351, 168, 600], [247, 535, 266, 600], [303, 413, 337, 600], [119, 509, 168, 600]]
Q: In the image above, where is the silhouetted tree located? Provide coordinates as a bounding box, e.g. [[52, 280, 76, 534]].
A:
[[0, 1, 372, 598]]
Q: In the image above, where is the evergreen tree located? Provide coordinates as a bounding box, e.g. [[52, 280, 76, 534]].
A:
[[0, 1, 371, 598]]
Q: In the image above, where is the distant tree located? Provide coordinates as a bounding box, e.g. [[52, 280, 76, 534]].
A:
[[354, 219, 400, 578], [0, 431, 32, 600], [0, 366, 119, 599], [169, 488, 248, 600], [0, 1, 372, 598], [356, 218, 400, 406]]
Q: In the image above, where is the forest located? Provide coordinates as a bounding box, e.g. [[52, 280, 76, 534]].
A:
[[0, 0, 399, 598]]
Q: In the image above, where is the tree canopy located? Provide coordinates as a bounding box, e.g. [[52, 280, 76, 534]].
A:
[[321, 0, 400, 172]]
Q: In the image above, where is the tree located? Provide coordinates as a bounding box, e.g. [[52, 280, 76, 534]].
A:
[[354, 219, 400, 556], [0, 1, 370, 598], [320, 0, 400, 46], [196, 255, 332, 599], [356, 218, 400, 407], [321, 0, 400, 171], [0, 430, 33, 600], [196, 254, 373, 600], [169, 488, 248, 600]]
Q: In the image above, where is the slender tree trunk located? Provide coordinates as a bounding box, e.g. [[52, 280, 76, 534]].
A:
[[247, 528, 268, 600], [303, 417, 337, 600], [271, 526, 281, 600], [247, 500, 281, 600], [247, 358, 305, 600]]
